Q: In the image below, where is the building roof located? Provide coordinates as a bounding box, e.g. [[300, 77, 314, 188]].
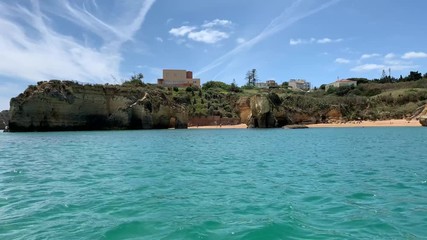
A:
[[335, 79, 357, 83]]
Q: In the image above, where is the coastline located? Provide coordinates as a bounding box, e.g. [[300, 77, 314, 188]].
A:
[[188, 123, 248, 129], [307, 119, 421, 128], [188, 119, 422, 129]]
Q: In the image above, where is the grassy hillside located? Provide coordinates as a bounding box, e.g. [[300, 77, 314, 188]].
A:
[[191, 78, 427, 121]]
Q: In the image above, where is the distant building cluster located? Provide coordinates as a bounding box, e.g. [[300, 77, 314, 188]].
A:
[[155, 69, 357, 92], [255, 80, 278, 89], [289, 79, 311, 91], [325, 79, 357, 90], [157, 69, 200, 88]]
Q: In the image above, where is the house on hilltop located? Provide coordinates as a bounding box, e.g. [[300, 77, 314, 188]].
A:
[[157, 69, 201, 88], [326, 79, 357, 90], [289, 79, 311, 91], [255, 80, 278, 89], [266, 80, 278, 88]]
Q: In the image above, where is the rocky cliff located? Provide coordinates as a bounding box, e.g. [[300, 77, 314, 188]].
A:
[[238, 95, 288, 128], [237, 93, 338, 128], [419, 104, 427, 126], [8, 81, 352, 131], [0, 110, 9, 129], [9, 80, 188, 132]]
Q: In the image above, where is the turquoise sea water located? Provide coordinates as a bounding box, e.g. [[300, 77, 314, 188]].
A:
[[1, 128, 427, 239]]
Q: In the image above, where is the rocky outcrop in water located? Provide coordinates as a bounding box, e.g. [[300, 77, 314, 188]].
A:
[[0, 110, 9, 129], [237, 93, 334, 128], [9, 80, 188, 132]]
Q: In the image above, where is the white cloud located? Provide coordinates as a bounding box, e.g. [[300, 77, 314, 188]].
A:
[[384, 53, 396, 59], [289, 37, 342, 45], [335, 58, 350, 64], [169, 19, 232, 45], [202, 19, 232, 28], [384, 57, 410, 66], [188, 29, 229, 44], [317, 38, 342, 44], [351, 64, 385, 72], [169, 26, 196, 37], [389, 65, 418, 71], [156, 37, 163, 42], [402, 51, 427, 59], [290, 38, 304, 45], [351, 63, 416, 72], [0, 0, 155, 83], [343, 51, 420, 73], [236, 38, 246, 44], [360, 53, 380, 59]]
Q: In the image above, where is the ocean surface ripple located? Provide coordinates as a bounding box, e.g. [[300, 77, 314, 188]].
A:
[[1, 128, 426, 239]]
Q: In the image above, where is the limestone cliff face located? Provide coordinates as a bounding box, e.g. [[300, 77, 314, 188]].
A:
[[9, 80, 188, 132], [0, 110, 9, 129], [419, 104, 427, 126], [237, 93, 342, 128], [238, 94, 291, 128]]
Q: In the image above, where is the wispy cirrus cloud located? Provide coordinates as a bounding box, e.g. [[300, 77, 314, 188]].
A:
[[198, 0, 341, 75], [169, 19, 232, 44], [0, 0, 155, 83], [289, 37, 342, 45]]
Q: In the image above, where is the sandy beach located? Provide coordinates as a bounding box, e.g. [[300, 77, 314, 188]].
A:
[[307, 119, 422, 128], [188, 123, 248, 129], [188, 119, 422, 129]]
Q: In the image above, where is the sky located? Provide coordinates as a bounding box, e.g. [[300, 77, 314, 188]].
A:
[[1, 0, 427, 110]]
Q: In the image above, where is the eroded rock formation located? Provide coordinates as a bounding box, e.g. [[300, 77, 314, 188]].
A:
[[419, 104, 427, 126], [9, 80, 188, 131], [0, 110, 9, 129], [237, 93, 343, 128]]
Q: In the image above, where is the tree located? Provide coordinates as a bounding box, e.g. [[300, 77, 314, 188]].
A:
[[319, 84, 326, 90], [245, 69, 258, 87], [404, 71, 422, 81], [281, 81, 289, 88], [123, 73, 144, 86], [230, 79, 241, 92], [202, 81, 230, 91]]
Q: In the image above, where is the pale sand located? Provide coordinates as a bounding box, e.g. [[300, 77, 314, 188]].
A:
[[307, 119, 422, 128], [188, 123, 248, 129], [187, 119, 422, 129]]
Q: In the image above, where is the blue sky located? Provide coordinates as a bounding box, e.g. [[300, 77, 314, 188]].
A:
[[1, 0, 427, 110]]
